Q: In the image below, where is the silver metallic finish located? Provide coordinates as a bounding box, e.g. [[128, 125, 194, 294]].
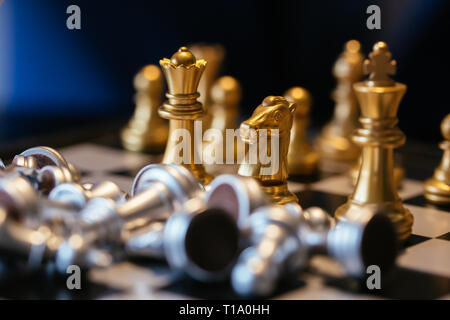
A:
[[232, 205, 398, 297], [0, 173, 38, 218], [49, 180, 125, 209], [53, 164, 203, 272], [327, 205, 398, 277], [205, 174, 269, 230], [231, 205, 306, 297]]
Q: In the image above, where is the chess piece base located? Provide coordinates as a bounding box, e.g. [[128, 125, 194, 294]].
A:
[[424, 172, 450, 204], [261, 183, 298, 205], [335, 199, 413, 242]]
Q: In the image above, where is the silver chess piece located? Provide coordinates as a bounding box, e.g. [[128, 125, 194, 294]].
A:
[[205, 174, 269, 230], [2, 146, 80, 194], [49, 181, 126, 210], [231, 205, 398, 297]]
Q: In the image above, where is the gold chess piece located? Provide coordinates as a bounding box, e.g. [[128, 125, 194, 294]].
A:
[[349, 155, 405, 189], [158, 47, 213, 185], [189, 44, 225, 131], [238, 96, 298, 205], [284, 87, 318, 175], [208, 76, 242, 163], [334, 42, 413, 242], [424, 114, 450, 204], [121, 65, 168, 153], [316, 40, 364, 172]]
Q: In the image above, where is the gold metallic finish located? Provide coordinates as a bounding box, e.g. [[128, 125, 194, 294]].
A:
[[121, 65, 168, 153], [424, 114, 450, 204], [208, 76, 242, 164], [284, 87, 318, 175], [189, 44, 225, 130], [316, 40, 364, 172], [334, 42, 413, 241], [238, 96, 298, 205], [158, 47, 213, 185], [349, 156, 405, 189]]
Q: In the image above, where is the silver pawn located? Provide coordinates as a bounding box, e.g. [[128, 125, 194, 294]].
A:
[[232, 205, 398, 297]]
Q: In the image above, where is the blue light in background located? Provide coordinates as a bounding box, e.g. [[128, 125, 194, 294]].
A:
[[0, 0, 123, 115]]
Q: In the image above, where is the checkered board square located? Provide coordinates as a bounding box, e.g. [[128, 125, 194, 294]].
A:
[[0, 143, 448, 300]]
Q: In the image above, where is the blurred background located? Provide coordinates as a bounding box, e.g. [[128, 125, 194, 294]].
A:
[[0, 0, 449, 148]]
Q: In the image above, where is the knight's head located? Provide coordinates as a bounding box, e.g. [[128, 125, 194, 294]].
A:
[[240, 96, 296, 143]]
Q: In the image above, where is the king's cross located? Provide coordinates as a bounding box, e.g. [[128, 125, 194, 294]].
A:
[[363, 42, 397, 85]]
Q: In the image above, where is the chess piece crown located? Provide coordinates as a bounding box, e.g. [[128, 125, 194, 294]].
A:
[[335, 41, 413, 241], [159, 47, 207, 119]]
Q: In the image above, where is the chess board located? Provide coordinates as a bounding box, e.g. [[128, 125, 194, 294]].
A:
[[0, 141, 449, 300]]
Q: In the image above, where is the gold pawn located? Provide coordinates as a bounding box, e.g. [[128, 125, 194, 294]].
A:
[[158, 47, 213, 185], [316, 40, 363, 172], [284, 87, 319, 175], [121, 65, 168, 153], [334, 42, 413, 241], [208, 76, 242, 164], [424, 114, 450, 204], [238, 96, 298, 205]]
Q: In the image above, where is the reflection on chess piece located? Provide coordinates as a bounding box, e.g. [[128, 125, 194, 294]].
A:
[[189, 44, 225, 131], [208, 76, 242, 163], [284, 87, 318, 175], [158, 47, 213, 185], [121, 65, 168, 153], [334, 42, 413, 241], [424, 114, 450, 204], [349, 155, 405, 189], [316, 40, 364, 172], [238, 96, 298, 205]]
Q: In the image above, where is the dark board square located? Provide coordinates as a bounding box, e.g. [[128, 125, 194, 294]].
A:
[[403, 234, 431, 248], [437, 232, 450, 241], [295, 190, 348, 217], [405, 195, 450, 212], [159, 275, 306, 300], [324, 266, 450, 299]]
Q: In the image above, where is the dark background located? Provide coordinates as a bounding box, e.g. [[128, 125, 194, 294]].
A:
[[0, 0, 449, 147]]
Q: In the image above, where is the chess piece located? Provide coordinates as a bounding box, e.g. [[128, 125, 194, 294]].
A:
[[49, 180, 125, 209], [349, 155, 405, 189], [316, 40, 364, 173], [231, 205, 397, 297], [334, 42, 414, 241], [121, 65, 169, 153], [13, 146, 81, 182], [124, 198, 239, 282], [205, 174, 269, 229], [238, 96, 298, 205], [424, 114, 450, 204], [207, 76, 242, 165], [0, 164, 204, 273], [159, 47, 213, 185], [1, 146, 80, 195], [189, 44, 225, 131], [284, 87, 319, 175]]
